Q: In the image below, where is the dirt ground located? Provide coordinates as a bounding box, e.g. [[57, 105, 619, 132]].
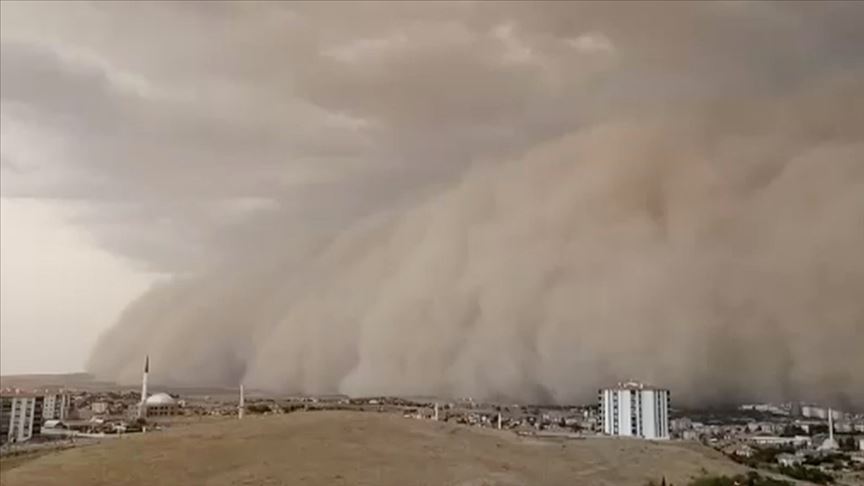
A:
[[0, 450, 55, 474], [0, 411, 749, 486]]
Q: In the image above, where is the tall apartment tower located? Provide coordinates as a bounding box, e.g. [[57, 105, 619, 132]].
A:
[[600, 382, 670, 439]]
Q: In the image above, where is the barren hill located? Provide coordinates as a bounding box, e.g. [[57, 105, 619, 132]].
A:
[[1, 411, 748, 486]]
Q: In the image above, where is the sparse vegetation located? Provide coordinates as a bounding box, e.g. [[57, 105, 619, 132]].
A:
[[721, 444, 838, 484], [728, 445, 793, 468], [645, 478, 670, 486], [648, 471, 792, 486], [838, 437, 858, 451], [779, 425, 805, 437], [3, 411, 750, 486], [803, 452, 848, 467], [244, 403, 271, 414], [0, 450, 56, 474], [778, 464, 834, 484], [689, 472, 792, 486]]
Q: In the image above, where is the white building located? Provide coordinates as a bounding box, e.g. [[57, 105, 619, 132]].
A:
[[143, 393, 179, 417], [777, 453, 803, 467], [91, 401, 109, 415], [599, 382, 669, 439], [750, 435, 812, 448], [0, 394, 40, 443], [42, 393, 69, 420], [801, 405, 845, 421]]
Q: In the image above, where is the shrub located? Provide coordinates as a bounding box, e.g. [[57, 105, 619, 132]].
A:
[[778, 464, 834, 484], [648, 471, 792, 486]]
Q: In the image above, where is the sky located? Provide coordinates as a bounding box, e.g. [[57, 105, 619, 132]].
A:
[[0, 198, 154, 373], [1, 2, 862, 406]]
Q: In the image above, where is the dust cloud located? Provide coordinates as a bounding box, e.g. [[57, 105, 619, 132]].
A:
[[89, 85, 864, 405], [2, 2, 860, 406]]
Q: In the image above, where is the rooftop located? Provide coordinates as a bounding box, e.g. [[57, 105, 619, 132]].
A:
[[0, 390, 42, 398], [603, 381, 668, 391], [145, 392, 176, 406]]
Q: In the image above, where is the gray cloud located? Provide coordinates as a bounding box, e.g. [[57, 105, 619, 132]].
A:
[[2, 2, 862, 406]]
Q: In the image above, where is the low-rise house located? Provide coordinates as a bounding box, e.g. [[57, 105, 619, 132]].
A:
[[40, 419, 71, 437], [42, 419, 67, 429], [777, 453, 803, 467], [750, 435, 811, 448], [91, 401, 109, 415], [682, 430, 700, 441], [732, 444, 756, 458]]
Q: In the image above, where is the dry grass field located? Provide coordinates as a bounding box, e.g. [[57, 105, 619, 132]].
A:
[[1, 411, 749, 486]]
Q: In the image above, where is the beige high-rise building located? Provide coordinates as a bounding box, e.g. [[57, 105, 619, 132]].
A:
[[600, 382, 670, 439]]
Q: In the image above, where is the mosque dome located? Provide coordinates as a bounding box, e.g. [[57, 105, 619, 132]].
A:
[[145, 392, 176, 406]]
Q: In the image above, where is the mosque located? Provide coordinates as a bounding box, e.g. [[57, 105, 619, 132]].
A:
[[137, 356, 180, 418]]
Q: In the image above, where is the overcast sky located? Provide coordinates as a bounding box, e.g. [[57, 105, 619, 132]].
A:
[[0, 0, 642, 374], [0, 198, 154, 373], [1, 2, 862, 405]]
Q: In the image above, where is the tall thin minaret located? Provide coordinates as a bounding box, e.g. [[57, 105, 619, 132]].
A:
[[238, 384, 245, 420], [820, 407, 839, 450], [433, 403, 439, 421], [138, 355, 149, 418]]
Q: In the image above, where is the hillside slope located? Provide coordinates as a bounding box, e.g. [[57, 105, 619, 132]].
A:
[[1, 411, 747, 486]]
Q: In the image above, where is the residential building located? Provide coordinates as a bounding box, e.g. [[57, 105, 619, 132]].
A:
[[670, 417, 692, 432], [802, 405, 846, 421], [42, 392, 69, 420], [777, 453, 803, 467], [681, 430, 700, 441], [750, 435, 812, 448], [728, 444, 755, 458], [91, 401, 109, 415], [599, 382, 669, 439], [0, 394, 44, 443]]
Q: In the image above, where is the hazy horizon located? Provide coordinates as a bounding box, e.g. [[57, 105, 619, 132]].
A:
[[2, 2, 862, 407]]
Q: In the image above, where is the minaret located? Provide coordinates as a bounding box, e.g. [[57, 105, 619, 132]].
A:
[[820, 407, 839, 450], [433, 403, 439, 421], [497, 412, 502, 430], [138, 355, 149, 418], [238, 384, 245, 420]]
